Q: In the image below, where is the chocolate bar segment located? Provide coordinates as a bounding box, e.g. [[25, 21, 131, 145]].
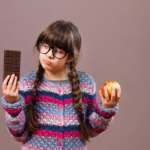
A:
[[3, 50, 21, 85]]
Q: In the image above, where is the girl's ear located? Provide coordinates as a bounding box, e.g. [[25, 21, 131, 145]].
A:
[[67, 58, 74, 64], [66, 54, 74, 64]]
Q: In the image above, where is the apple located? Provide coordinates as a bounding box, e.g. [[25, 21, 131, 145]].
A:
[[101, 81, 121, 98]]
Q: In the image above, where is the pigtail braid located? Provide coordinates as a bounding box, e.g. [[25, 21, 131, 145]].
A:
[[68, 59, 90, 142], [25, 61, 44, 132]]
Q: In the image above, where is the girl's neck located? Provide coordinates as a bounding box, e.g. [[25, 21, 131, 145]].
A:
[[43, 70, 69, 81]]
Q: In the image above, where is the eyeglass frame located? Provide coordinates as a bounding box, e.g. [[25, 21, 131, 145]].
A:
[[37, 40, 71, 59]]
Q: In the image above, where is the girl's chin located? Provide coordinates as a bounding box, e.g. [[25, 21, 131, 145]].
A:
[[43, 66, 50, 70], [42, 64, 50, 70]]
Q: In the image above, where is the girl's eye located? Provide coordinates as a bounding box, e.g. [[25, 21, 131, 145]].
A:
[[55, 49, 62, 53], [44, 45, 49, 48]]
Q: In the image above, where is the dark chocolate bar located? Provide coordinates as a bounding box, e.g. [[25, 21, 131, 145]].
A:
[[3, 50, 21, 85]]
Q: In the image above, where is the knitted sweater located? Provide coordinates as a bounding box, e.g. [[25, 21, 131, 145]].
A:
[[1, 70, 119, 150]]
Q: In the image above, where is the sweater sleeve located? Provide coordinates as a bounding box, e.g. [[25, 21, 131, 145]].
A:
[[86, 80, 119, 134], [1, 74, 32, 142]]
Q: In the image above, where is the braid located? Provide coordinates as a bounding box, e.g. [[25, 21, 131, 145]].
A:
[[68, 59, 90, 142], [25, 61, 44, 132]]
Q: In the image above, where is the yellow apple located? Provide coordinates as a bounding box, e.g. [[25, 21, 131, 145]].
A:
[[101, 81, 121, 98]]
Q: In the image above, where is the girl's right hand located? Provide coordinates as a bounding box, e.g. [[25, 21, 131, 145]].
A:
[[2, 74, 20, 104]]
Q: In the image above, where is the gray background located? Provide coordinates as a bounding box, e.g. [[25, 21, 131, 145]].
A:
[[0, 0, 150, 149]]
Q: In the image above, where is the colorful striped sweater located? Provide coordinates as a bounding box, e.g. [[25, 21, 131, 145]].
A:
[[1, 70, 119, 150]]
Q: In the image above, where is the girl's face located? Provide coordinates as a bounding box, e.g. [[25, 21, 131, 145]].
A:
[[39, 47, 73, 74]]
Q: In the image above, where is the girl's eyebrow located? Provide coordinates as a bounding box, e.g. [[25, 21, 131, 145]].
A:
[[42, 41, 67, 51]]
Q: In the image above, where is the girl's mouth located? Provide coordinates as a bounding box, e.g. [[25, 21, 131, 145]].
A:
[[44, 60, 51, 64]]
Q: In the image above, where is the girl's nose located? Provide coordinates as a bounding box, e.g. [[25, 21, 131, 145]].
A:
[[46, 49, 54, 58]]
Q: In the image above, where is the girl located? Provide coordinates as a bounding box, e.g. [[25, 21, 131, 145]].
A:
[[1, 20, 120, 150]]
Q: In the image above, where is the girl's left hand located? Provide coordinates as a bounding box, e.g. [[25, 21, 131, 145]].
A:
[[99, 85, 121, 108]]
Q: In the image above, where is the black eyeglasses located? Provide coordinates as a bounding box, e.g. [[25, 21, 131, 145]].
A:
[[37, 40, 70, 59]]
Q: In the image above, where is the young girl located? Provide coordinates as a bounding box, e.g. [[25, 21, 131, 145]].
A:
[[1, 20, 120, 150]]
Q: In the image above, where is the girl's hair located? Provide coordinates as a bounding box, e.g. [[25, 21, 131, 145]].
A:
[[25, 20, 90, 142]]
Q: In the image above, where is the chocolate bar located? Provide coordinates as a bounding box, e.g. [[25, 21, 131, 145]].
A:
[[3, 50, 21, 85]]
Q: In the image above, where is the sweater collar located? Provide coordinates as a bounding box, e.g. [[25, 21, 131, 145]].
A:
[[42, 75, 72, 88]]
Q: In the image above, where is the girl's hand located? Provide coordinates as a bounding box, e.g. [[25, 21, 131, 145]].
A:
[[2, 74, 20, 104], [99, 85, 120, 108]]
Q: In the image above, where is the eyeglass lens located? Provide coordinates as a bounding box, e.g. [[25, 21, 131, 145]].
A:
[[39, 42, 66, 59]]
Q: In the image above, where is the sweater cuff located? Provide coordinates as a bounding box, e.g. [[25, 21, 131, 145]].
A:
[[1, 94, 24, 115], [96, 99, 119, 118]]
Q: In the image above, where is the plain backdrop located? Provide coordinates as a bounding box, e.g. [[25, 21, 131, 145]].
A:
[[0, 0, 150, 150]]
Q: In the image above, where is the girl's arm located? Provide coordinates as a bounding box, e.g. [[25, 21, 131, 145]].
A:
[[86, 81, 119, 137], [1, 75, 31, 142], [87, 121, 101, 137]]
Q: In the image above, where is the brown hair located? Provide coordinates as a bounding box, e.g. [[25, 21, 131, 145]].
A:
[[25, 20, 90, 142]]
